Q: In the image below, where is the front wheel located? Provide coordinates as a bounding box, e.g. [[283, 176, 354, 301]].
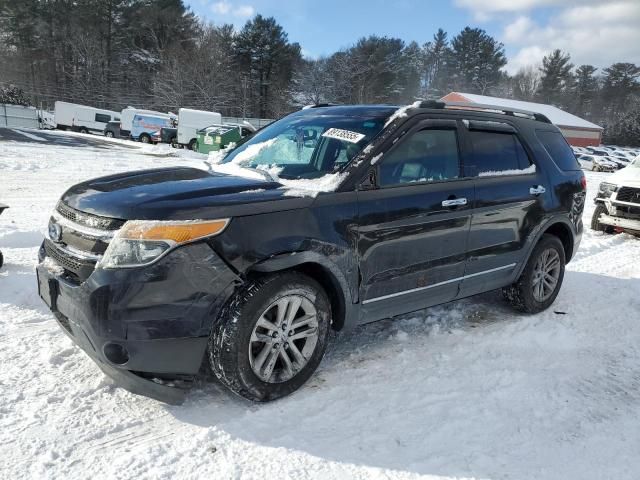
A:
[[591, 203, 614, 234], [139, 134, 151, 144], [105, 131, 114, 138], [209, 272, 331, 402], [188, 139, 198, 151], [503, 234, 566, 313]]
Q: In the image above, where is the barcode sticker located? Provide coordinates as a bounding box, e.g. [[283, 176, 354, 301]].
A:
[[322, 128, 366, 144]]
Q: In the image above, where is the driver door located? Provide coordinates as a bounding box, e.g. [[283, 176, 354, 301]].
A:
[[356, 119, 474, 322]]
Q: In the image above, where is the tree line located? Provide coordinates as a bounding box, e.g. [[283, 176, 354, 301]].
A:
[[1, 0, 639, 145]]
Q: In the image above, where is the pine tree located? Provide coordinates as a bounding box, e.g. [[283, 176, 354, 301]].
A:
[[449, 27, 507, 94], [234, 15, 301, 118], [572, 65, 598, 119], [537, 49, 573, 106], [422, 29, 451, 98]]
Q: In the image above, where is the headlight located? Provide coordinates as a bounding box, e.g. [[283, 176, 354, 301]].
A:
[[597, 182, 617, 198], [99, 219, 229, 268]]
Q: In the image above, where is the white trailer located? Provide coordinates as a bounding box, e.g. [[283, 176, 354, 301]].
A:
[[120, 107, 175, 137], [54, 101, 120, 134], [177, 108, 222, 150]]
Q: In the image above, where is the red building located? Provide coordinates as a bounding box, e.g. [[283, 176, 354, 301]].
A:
[[442, 92, 603, 147]]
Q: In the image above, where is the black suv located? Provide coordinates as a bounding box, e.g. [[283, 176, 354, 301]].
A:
[[37, 101, 585, 403]]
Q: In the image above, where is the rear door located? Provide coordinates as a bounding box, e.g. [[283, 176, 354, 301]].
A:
[[458, 119, 550, 297], [357, 118, 474, 321]]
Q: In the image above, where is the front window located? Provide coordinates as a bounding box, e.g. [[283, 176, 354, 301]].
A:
[[221, 108, 393, 179]]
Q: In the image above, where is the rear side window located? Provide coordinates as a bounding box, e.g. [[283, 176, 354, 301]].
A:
[[536, 130, 580, 171], [95, 113, 111, 123], [468, 130, 530, 175]]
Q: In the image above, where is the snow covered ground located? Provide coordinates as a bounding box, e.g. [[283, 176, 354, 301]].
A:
[[1, 130, 640, 480]]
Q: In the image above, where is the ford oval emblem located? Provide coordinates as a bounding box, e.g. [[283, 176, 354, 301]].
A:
[[48, 221, 63, 242]]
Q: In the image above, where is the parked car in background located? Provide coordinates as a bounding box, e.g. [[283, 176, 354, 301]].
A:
[[103, 121, 122, 138], [592, 157, 640, 235], [177, 108, 222, 150], [605, 155, 630, 170], [131, 114, 174, 143], [195, 123, 255, 154], [158, 126, 177, 146], [54, 101, 119, 134], [577, 154, 617, 172], [37, 101, 585, 404], [119, 108, 175, 138]]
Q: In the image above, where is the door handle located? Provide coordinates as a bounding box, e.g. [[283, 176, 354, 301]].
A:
[[442, 198, 468, 207], [529, 185, 546, 195]]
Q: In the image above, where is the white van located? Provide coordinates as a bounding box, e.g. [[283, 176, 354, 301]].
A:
[[54, 101, 120, 134], [177, 108, 222, 150], [120, 107, 175, 137]]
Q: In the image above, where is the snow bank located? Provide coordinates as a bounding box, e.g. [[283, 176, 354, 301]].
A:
[[4, 138, 640, 480]]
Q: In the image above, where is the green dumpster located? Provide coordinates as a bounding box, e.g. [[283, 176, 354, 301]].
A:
[[196, 125, 242, 154]]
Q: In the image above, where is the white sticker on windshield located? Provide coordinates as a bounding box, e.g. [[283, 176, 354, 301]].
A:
[[322, 128, 366, 144]]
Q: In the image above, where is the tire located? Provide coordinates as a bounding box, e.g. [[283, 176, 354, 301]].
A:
[[140, 134, 151, 144], [79, 127, 89, 134], [591, 203, 614, 234], [0, 250, 3, 269], [105, 131, 114, 138], [209, 272, 331, 402], [502, 234, 566, 314], [170, 137, 177, 148], [188, 139, 197, 151]]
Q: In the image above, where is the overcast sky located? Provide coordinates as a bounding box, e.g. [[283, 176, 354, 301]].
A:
[[186, 0, 640, 74]]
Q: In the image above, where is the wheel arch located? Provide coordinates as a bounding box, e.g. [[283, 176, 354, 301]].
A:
[[247, 252, 355, 331], [515, 216, 576, 279]]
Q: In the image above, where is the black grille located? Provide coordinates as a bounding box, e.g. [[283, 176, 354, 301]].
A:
[[616, 187, 640, 204], [44, 239, 97, 281], [56, 202, 125, 231]]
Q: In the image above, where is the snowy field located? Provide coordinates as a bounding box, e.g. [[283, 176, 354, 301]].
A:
[[1, 129, 640, 480]]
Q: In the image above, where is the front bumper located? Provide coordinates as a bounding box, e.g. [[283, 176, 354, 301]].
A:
[[598, 214, 640, 233], [37, 241, 240, 403]]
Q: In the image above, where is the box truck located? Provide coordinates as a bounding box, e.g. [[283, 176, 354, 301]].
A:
[[177, 108, 222, 150], [120, 108, 175, 138], [131, 114, 174, 143], [54, 101, 119, 134]]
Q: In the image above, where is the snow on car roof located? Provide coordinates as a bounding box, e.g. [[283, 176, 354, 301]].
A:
[[444, 92, 602, 130]]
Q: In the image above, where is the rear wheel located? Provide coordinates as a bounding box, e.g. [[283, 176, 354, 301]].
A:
[[591, 203, 614, 234], [503, 234, 566, 313], [79, 127, 89, 134], [105, 131, 114, 138], [208, 272, 331, 402], [0, 250, 3, 268]]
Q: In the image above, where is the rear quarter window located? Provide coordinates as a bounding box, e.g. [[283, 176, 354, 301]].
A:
[[536, 130, 580, 171]]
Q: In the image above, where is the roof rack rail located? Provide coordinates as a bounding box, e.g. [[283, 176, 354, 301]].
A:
[[302, 103, 340, 110], [440, 101, 552, 124]]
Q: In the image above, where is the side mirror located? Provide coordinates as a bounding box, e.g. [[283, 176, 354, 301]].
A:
[[359, 169, 377, 190]]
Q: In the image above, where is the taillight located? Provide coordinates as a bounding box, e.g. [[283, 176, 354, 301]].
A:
[[580, 174, 587, 191]]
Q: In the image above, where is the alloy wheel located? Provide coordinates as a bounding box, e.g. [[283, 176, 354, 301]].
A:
[[532, 248, 561, 302], [248, 294, 319, 383]]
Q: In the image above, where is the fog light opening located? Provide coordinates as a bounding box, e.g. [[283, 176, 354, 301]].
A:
[[103, 343, 129, 365]]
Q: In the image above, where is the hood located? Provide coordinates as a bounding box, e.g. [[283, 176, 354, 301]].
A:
[[609, 165, 640, 187], [61, 167, 314, 220]]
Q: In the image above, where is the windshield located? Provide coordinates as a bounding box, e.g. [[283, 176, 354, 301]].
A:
[[221, 108, 392, 179]]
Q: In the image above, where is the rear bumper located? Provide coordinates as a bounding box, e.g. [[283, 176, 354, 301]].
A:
[[37, 241, 240, 403]]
